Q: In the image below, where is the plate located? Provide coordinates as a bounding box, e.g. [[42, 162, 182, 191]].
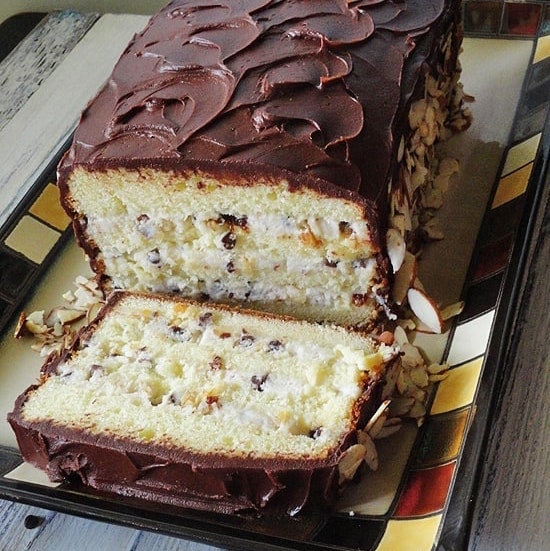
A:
[[0, 8, 549, 551]]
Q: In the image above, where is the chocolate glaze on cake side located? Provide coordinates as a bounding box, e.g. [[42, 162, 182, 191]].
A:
[[58, 0, 462, 210], [9, 383, 382, 515]]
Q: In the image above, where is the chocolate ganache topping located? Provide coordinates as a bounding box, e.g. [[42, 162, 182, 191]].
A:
[[61, 0, 457, 203]]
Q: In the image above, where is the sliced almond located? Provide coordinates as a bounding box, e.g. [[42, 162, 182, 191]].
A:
[[428, 372, 450, 383], [440, 300, 465, 321], [392, 325, 409, 347], [376, 417, 402, 439], [388, 396, 415, 417], [364, 399, 391, 438], [386, 228, 406, 273], [86, 301, 104, 323], [391, 213, 406, 233], [422, 187, 443, 209], [397, 136, 405, 162], [381, 358, 401, 400], [396, 318, 417, 332], [392, 251, 417, 305], [407, 287, 443, 334], [409, 366, 430, 388], [401, 342, 425, 368], [408, 400, 427, 424], [14, 312, 30, 338], [427, 362, 450, 375], [24, 311, 48, 335], [396, 368, 412, 395], [357, 432, 379, 471], [61, 290, 75, 302], [52, 321, 64, 337], [427, 362, 450, 383], [53, 307, 86, 325], [423, 218, 445, 240], [74, 275, 90, 286], [338, 444, 367, 483]]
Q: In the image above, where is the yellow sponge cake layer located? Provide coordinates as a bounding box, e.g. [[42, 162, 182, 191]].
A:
[[65, 166, 386, 327]]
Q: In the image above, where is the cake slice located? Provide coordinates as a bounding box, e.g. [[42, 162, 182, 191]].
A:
[[57, 0, 470, 328], [8, 291, 396, 515]]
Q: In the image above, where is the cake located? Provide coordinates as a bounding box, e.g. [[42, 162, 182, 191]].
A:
[[8, 291, 396, 515], [57, 0, 470, 329]]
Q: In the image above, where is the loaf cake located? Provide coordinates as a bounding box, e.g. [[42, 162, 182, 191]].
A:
[[57, 0, 470, 328], [8, 291, 395, 514]]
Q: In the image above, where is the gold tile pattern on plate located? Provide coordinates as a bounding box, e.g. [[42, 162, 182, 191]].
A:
[[375, 515, 442, 551], [491, 162, 533, 209], [414, 409, 470, 467], [501, 133, 541, 176], [29, 183, 71, 230], [430, 357, 484, 415], [4, 215, 61, 264], [533, 34, 550, 63]]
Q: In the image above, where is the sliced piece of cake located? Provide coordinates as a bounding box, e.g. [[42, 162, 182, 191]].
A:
[[8, 291, 397, 515], [57, 0, 470, 328]]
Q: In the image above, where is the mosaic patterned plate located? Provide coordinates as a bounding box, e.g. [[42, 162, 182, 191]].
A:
[[0, 5, 549, 551]]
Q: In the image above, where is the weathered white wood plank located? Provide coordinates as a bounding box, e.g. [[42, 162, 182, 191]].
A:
[[0, 2, 164, 25], [131, 530, 225, 551], [0, 499, 224, 551], [0, 11, 99, 132], [0, 13, 148, 229], [468, 181, 550, 551], [0, 500, 57, 550]]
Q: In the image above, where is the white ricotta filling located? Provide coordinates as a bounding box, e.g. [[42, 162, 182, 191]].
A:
[[86, 213, 379, 310]]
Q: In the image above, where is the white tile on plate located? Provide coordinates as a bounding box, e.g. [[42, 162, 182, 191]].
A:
[[501, 133, 542, 177], [446, 310, 495, 367], [4, 462, 59, 488]]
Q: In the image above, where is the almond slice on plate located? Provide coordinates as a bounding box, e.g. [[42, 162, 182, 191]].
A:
[[392, 325, 409, 347], [392, 251, 417, 305], [375, 417, 402, 439], [386, 228, 406, 273], [440, 300, 465, 321], [364, 399, 391, 438], [338, 444, 367, 483], [357, 431, 379, 471], [407, 287, 443, 333]]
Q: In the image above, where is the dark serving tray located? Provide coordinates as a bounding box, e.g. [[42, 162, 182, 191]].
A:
[[0, 7, 548, 551]]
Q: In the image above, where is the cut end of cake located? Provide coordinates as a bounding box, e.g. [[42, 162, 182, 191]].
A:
[[61, 165, 389, 328], [8, 291, 396, 514], [54, 0, 473, 331]]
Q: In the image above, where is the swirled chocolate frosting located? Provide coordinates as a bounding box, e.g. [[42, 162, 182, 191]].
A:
[[60, 0, 460, 204]]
